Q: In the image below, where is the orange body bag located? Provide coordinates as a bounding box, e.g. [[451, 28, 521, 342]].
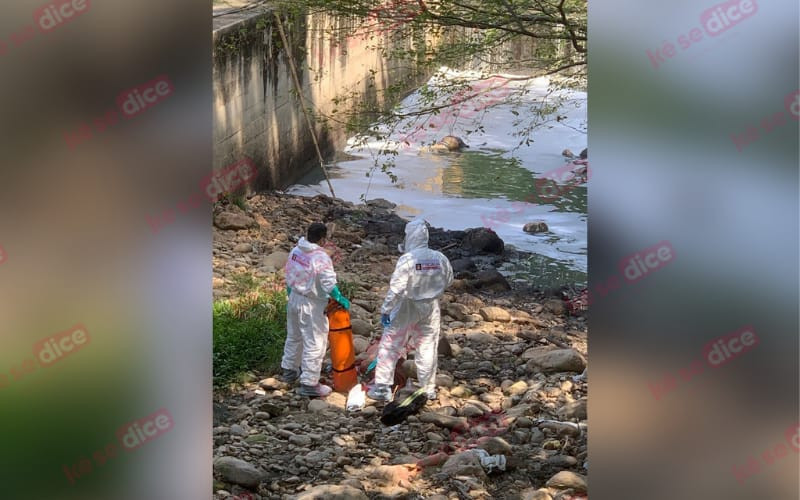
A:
[[326, 299, 358, 393]]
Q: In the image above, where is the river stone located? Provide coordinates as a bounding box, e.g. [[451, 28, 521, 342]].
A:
[[546, 471, 587, 492], [437, 336, 453, 357], [478, 436, 512, 456], [435, 373, 454, 387], [505, 380, 529, 396], [262, 251, 289, 272], [258, 377, 283, 390], [521, 489, 553, 500], [450, 386, 472, 398], [401, 359, 417, 379], [244, 433, 268, 443], [441, 450, 487, 479], [547, 454, 578, 467], [419, 412, 468, 430], [308, 400, 329, 412], [446, 303, 471, 321], [544, 298, 567, 315], [233, 242, 253, 253], [467, 332, 498, 344], [557, 399, 587, 420], [451, 257, 477, 272], [366, 198, 396, 210], [294, 484, 368, 500], [463, 228, 504, 254], [350, 318, 372, 337], [213, 456, 264, 488], [526, 348, 586, 373], [479, 306, 512, 322], [471, 269, 511, 291], [289, 434, 312, 446], [523, 221, 549, 234], [352, 335, 369, 354], [214, 212, 256, 230]]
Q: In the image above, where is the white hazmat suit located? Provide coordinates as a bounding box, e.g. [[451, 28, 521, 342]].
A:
[[374, 219, 454, 395], [281, 237, 337, 387]]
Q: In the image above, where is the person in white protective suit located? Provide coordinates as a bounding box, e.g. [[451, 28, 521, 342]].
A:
[[367, 219, 454, 402], [281, 222, 351, 398]]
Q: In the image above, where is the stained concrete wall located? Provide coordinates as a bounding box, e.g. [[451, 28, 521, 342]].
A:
[[213, 8, 429, 191]]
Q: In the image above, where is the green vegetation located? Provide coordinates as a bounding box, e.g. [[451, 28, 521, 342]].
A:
[[337, 278, 359, 299], [213, 274, 359, 388], [213, 274, 288, 388]]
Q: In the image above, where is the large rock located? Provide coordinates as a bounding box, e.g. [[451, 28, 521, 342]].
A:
[[366, 198, 397, 210], [544, 299, 567, 315], [437, 336, 453, 357], [214, 212, 257, 230], [479, 306, 512, 322], [451, 257, 477, 273], [352, 335, 370, 354], [546, 471, 587, 492], [446, 303, 471, 321], [307, 400, 329, 412], [470, 270, 511, 292], [523, 221, 549, 234], [477, 437, 512, 456], [419, 412, 468, 431], [350, 318, 372, 337], [505, 380, 529, 396], [441, 450, 487, 479], [526, 348, 586, 373], [213, 457, 264, 488], [294, 484, 368, 500], [233, 242, 253, 253], [463, 228, 504, 254], [466, 332, 498, 344], [521, 489, 553, 500], [262, 251, 289, 272], [557, 399, 587, 420]]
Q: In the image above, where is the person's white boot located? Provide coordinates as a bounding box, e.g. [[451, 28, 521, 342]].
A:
[[297, 383, 332, 398], [367, 383, 393, 402]]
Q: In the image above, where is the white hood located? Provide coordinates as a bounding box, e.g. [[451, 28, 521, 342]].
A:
[[401, 219, 429, 253], [296, 236, 320, 253]]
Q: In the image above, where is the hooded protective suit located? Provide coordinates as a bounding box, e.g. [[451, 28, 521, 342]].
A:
[[374, 219, 454, 394], [281, 236, 337, 386]]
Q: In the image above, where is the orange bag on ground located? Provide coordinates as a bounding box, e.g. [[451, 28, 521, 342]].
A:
[[326, 299, 358, 393]]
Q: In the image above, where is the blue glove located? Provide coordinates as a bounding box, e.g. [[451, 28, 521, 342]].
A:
[[286, 286, 291, 296], [381, 314, 391, 328], [329, 285, 350, 310]]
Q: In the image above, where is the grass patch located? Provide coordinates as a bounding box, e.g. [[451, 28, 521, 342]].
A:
[[213, 275, 287, 388], [337, 279, 359, 300]]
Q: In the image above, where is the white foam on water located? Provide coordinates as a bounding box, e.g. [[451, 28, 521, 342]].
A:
[[289, 69, 587, 273]]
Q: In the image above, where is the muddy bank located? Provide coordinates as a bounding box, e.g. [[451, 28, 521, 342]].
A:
[[212, 192, 588, 500]]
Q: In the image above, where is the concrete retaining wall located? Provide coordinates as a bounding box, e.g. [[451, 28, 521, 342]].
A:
[[213, 8, 428, 191]]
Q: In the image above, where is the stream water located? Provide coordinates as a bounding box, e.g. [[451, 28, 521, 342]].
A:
[[289, 70, 587, 289]]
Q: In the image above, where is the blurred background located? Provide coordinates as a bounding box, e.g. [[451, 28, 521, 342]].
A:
[[0, 0, 796, 499], [0, 1, 211, 499], [590, 0, 798, 498]]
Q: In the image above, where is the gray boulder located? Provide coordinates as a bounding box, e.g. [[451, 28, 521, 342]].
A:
[[213, 456, 264, 488]]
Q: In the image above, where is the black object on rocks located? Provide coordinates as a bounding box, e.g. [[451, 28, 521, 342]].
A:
[[463, 228, 504, 254], [451, 257, 477, 272], [380, 388, 428, 426]]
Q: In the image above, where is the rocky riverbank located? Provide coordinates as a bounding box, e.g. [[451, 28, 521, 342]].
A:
[[212, 192, 588, 500]]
